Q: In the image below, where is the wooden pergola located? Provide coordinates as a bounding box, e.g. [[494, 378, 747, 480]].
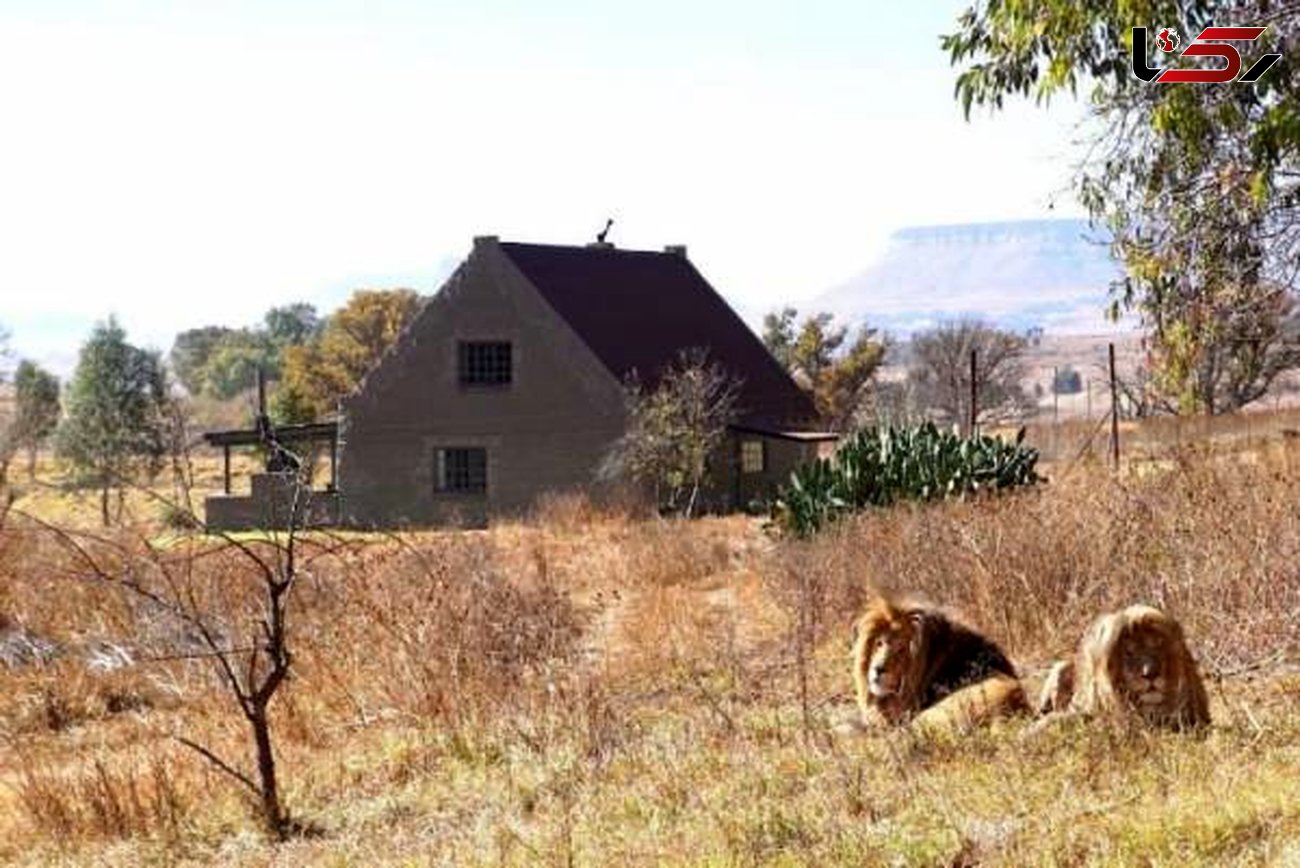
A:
[[202, 421, 341, 495]]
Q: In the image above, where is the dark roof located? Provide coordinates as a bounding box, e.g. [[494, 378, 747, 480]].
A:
[[499, 242, 816, 428]]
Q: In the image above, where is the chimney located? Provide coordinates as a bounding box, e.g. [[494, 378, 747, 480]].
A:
[[664, 244, 687, 258], [473, 235, 499, 249], [586, 240, 615, 250]]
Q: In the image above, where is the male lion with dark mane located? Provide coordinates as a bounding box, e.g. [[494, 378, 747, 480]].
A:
[[1036, 604, 1210, 730], [850, 594, 1027, 733]]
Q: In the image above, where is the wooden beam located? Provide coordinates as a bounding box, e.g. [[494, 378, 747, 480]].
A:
[[223, 444, 231, 495], [329, 431, 338, 491]]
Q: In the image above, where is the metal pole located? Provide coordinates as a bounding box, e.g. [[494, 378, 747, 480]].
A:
[[223, 444, 231, 494], [969, 348, 978, 437], [256, 366, 267, 419], [1052, 366, 1059, 424], [1109, 342, 1121, 471]]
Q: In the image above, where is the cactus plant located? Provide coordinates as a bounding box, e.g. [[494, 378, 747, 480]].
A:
[[773, 422, 1041, 536]]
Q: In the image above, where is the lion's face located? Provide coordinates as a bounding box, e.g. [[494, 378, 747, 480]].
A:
[[1073, 604, 1211, 729], [865, 621, 918, 700], [852, 602, 925, 723], [1114, 623, 1176, 709]]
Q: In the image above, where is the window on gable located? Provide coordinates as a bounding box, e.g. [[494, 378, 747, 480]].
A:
[[458, 341, 512, 387], [435, 447, 487, 494], [741, 440, 765, 474]]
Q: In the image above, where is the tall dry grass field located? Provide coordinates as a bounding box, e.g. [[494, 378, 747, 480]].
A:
[[0, 434, 1298, 865]]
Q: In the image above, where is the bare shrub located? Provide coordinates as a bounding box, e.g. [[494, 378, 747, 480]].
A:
[[18, 752, 191, 842], [620, 517, 737, 587], [528, 489, 644, 533], [301, 534, 586, 726]]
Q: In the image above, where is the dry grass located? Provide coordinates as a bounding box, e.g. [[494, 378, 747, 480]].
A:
[[1, 425, 1299, 865]]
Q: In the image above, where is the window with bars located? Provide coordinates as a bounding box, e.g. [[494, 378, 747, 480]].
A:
[[435, 447, 487, 494], [741, 440, 765, 474], [458, 341, 512, 386]]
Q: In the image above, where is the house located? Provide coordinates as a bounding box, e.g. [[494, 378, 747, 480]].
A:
[[204, 236, 836, 529]]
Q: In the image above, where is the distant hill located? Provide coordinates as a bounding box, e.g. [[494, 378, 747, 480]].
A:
[[810, 219, 1132, 335]]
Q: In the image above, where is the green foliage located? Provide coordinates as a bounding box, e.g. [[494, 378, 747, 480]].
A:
[[773, 423, 1041, 537], [263, 303, 321, 348], [760, 307, 798, 370], [169, 325, 236, 395], [761, 307, 887, 431], [57, 317, 171, 524], [600, 348, 740, 517], [169, 303, 321, 400], [200, 331, 276, 400], [945, 0, 1300, 413], [10, 360, 61, 472]]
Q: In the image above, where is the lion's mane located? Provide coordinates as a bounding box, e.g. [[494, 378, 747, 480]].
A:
[[851, 594, 1026, 731], [1037, 604, 1210, 730]]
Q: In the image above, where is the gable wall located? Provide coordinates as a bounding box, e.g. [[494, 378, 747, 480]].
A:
[[337, 238, 628, 527]]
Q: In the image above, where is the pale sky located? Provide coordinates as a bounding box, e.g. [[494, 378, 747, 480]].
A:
[[0, 0, 1087, 371]]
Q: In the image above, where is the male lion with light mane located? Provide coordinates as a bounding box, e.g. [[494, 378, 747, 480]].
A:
[[850, 594, 1028, 733], [1036, 604, 1210, 730]]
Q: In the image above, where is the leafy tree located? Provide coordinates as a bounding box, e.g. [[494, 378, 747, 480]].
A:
[[274, 289, 421, 422], [761, 308, 888, 430], [791, 312, 847, 387], [263, 303, 321, 348], [169, 303, 320, 400], [944, 0, 1300, 412], [170, 325, 236, 395], [816, 325, 889, 431], [201, 331, 277, 400], [600, 348, 740, 517], [57, 317, 170, 526], [761, 307, 799, 370], [908, 319, 1032, 432], [10, 360, 60, 480]]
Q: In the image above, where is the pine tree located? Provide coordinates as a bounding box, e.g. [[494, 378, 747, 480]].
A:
[[11, 360, 61, 480], [57, 317, 170, 526]]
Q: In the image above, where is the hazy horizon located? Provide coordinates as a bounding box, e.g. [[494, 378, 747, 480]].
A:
[[1, 1, 1095, 374]]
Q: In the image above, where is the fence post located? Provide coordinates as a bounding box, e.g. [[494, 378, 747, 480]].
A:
[[969, 348, 978, 437], [1052, 366, 1059, 423], [1109, 342, 1121, 471]]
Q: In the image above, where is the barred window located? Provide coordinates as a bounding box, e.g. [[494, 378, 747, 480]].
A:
[[458, 341, 512, 386], [435, 447, 487, 494], [741, 440, 764, 474]]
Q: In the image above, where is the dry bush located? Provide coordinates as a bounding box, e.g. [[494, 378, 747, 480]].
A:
[[528, 488, 646, 532], [770, 441, 1300, 672], [2, 661, 167, 736], [17, 750, 193, 842], [296, 534, 587, 726], [614, 585, 737, 679], [619, 517, 739, 587]]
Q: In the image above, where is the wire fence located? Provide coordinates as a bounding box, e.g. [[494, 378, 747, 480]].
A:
[[1003, 342, 1300, 469]]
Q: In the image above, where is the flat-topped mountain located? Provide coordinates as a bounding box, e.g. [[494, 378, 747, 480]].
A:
[[811, 219, 1128, 335]]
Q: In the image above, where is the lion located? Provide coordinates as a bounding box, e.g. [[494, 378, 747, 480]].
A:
[[851, 594, 1028, 733], [1035, 604, 1210, 730]]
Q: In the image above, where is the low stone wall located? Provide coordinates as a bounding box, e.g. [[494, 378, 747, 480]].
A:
[[204, 473, 341, 531]]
